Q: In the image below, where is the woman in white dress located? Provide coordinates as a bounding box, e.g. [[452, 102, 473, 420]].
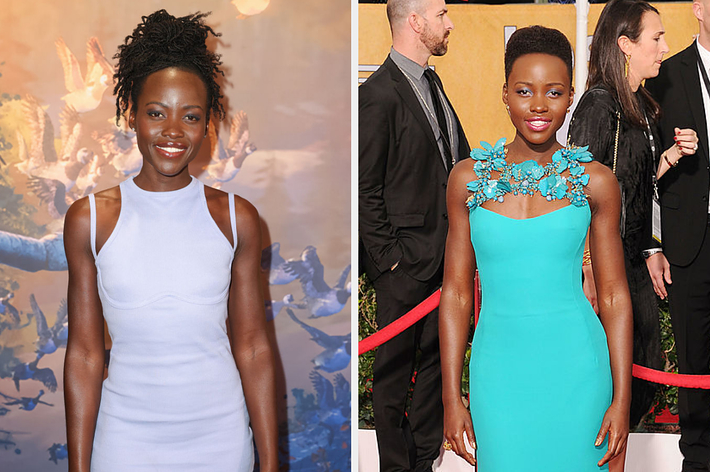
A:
[[63, 10, 278, 472]]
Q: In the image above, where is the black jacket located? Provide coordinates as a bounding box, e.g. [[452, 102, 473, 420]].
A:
[[358, 55, 470, 282], [645, 43, 710, 267]]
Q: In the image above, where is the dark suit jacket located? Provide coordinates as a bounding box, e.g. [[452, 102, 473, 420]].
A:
[[646, 43, 710, 267], [359, 55, 470, 282]]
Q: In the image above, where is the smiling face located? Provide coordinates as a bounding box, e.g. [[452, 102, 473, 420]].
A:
[[503, 53, 573, 151], [129, 67, 209, 188], [624, 11, 669, 83], [418, 0, 453, 57]]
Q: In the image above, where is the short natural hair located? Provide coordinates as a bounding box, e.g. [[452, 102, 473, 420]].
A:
[[113, 9, 225, 126], [504, 25, 573, 84]]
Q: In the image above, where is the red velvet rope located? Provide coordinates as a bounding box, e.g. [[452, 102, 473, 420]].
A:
[[358, 284, 710, 389]]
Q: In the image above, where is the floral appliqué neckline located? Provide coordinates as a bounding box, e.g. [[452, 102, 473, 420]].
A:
[[465, 137, 593, 211]]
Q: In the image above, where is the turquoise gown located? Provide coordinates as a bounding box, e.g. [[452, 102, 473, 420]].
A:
[[466, 139, 613, 471]]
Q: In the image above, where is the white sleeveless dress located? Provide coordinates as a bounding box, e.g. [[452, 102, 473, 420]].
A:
[[89, 176, 254, 471]]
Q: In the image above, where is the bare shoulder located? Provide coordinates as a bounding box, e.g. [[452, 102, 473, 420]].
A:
[[449, 158, 475, 188], [584, 161, 620, 207]]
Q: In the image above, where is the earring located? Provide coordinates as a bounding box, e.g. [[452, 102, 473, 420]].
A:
[[624, 54, 630, 78], [506, 104, 510, 115], [566, 108, 571, 114]]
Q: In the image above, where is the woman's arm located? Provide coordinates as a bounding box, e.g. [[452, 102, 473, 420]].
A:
[[439, 160, 477, 466], [227, 196, 278, 472], [586, 162, 633, 467], [64, 197, 106, 472], [656, 127, 698, 179]]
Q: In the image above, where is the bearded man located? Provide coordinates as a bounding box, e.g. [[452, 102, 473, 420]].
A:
[[359, 1, 470, 470]]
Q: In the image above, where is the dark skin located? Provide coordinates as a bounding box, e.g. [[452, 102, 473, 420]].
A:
[[439, 53, 633, 467], [64, 67, 278, 472]]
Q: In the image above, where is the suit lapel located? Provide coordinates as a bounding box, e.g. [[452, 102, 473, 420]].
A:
[[681, 45, 709, 161], [384, 57, 447, 171]]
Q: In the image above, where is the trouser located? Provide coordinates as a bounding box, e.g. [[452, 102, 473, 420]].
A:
[[669, 221, 710, 472], [372, 266, 443, 472]]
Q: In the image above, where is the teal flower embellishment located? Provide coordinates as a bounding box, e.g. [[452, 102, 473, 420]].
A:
[[471, 137, 506, 161], [539, 174, 569, 201], [566, 145, 593, 163], [467, 180, 484, 192], [466, 138, 590, 209]]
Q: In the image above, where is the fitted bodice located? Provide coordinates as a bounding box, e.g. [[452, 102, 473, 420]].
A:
[[470, 204, 591, 315], [94, 176, 235, 310]]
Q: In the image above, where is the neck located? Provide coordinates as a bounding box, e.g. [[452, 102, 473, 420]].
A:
[[392, 39, 431, 68], [506, 133, 562, 164], [626, 72, 641, 93], [133, 167, 193, 192], [699, 29, 710, 53]]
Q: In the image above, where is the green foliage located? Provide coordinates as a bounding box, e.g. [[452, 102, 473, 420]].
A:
[[358, 275, 377, 429]]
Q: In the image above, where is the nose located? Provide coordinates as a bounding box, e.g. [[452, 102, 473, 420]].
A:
[[445, 14, 454, 31], [162, 115, 184, 138], [660, 36, 669, 56], [530, 94, 548, 113]]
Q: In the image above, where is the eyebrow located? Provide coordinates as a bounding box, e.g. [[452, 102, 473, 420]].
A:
[[146, 101, 204, 110], [513, 81, 567, 87]]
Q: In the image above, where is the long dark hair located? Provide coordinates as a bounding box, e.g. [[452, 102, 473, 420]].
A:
[[588, 0, 661, 127]]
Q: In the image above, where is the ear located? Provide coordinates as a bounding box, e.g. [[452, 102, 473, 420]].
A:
[[502, 82, 509, 107], [693, 1, 703, 22], [128, 110, 136, 131], [617, 35, 633, 56], [569, 86, 575, 109], [408, 12, 422, 34]]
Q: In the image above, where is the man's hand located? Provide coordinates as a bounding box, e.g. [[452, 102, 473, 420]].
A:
[[646, 252, 671, 299]]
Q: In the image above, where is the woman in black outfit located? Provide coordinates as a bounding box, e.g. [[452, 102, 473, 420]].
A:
[[568, 1, 697, 469]]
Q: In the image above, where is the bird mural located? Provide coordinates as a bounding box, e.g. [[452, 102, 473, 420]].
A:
[[284, 246, 351, 318], [308, 370, 349, 432], [204, 111, 256, 189], [0, 430, 20, 454], [285, 309, 350, 373], [265, 294, 298, 322], [48, 443, 68, 464], [12, 355, 57, 392], [260, 242, 299, 286], [285, 372, 350, 471], [55, 37, 114, 113], [16, 96, 97, 200], [0, 293, 33, 336], [0, 231, 66, 272], [0, 389, 53, 411], [92, 123, 142, 177], [30, 294, 68, 356]]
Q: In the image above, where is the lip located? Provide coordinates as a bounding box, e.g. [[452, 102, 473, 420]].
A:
[[525, 118, 552, 132], [154, 142, 188, 159]]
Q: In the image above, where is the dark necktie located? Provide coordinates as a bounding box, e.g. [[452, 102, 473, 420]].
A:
[[423, 68, 452, 169]]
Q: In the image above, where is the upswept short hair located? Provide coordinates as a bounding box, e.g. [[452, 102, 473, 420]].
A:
[[504, 25, 574, 85], [113, 9, 225, 125]]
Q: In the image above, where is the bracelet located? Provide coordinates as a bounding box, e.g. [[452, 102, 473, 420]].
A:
[[663, 151, 678, 168], [582, 249, 592, 266], [642, 248, 663, 259]]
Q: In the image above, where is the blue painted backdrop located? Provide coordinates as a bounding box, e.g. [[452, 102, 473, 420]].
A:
[[0, 1, 351, 470]]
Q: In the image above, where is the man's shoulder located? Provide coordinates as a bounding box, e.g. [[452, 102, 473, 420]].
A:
[[657, 43, 694, 76], [360, 58, 396, 93]]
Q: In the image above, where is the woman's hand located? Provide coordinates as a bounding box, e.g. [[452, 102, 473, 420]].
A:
[[658, 128, 698, 178], [443, 399, 476, 466], [595, 401, 629, 467], [671, 127, 699, 158]]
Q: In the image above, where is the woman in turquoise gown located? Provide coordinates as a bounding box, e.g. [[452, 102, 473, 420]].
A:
[[439, 26, 633, 471]]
